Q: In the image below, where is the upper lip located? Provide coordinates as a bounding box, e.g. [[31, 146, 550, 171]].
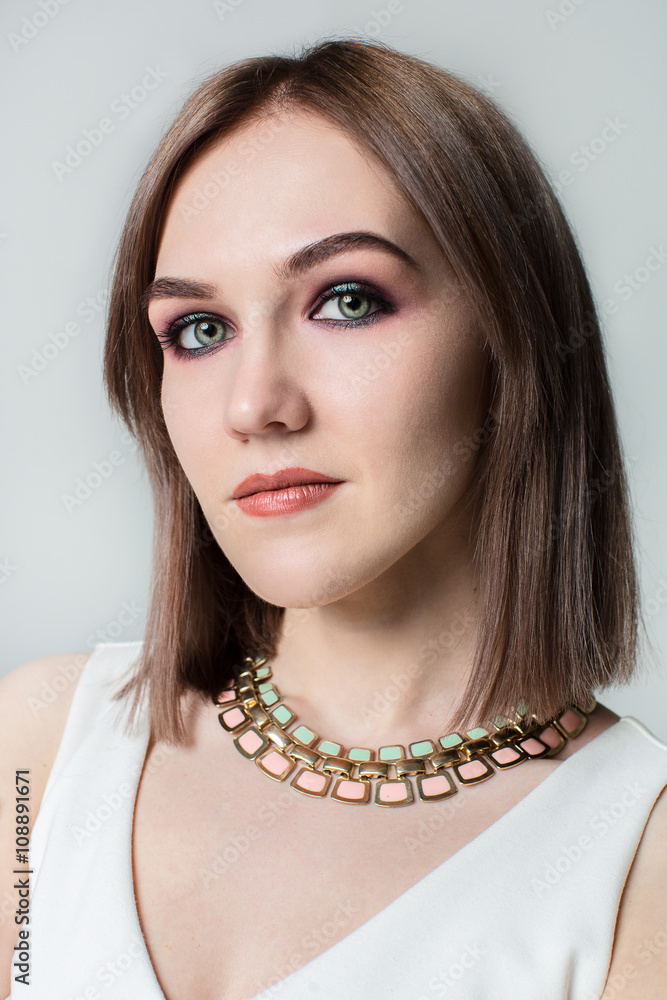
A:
[[232, 467, 344, 499]]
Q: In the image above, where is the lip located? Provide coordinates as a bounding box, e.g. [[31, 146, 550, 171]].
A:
[[232, 467, 343, 500]]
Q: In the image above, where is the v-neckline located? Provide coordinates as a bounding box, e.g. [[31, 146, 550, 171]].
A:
[[127, 709, 626, 1000]]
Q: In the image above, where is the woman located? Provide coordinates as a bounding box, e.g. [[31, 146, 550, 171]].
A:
[[1, 36, 666, 1000]]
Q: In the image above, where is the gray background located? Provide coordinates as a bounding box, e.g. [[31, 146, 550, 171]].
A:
[[2, 0, 666, 736]]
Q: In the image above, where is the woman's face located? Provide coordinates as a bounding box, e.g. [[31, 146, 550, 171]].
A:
[[148, 110, 492, 608]]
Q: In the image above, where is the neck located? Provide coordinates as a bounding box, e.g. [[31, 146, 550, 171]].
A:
[[269, 532, 480, 751]]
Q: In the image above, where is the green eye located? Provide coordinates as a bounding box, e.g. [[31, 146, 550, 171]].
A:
[[312, 282, 393, 327], [157, 312, 233, 357], [190, 319, 227, 346]]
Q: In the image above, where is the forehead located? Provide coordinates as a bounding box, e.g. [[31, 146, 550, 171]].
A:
[[156, 111, 426, 270]]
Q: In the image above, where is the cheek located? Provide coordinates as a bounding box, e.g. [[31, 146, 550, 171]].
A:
[[160, 368, 222, 485], [347, 319, 489, 484]]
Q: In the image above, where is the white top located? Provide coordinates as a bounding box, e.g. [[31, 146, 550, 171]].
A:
[[11, 640, 667, 999]]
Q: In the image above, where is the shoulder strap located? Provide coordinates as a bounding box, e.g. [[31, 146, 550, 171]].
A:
[[26, 640, 162, 997], [40, 640, 145, 792]]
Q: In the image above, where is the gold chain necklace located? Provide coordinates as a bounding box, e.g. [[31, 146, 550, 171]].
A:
[[213, 656, 596, 807]]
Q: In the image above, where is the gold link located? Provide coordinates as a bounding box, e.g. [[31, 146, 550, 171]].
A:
[[321, 756, 354, 777], [358, 760, 389, 780], [288, 744, 321, 768], [490, 725, 523, 746], [247, 703, 272, 729], [395, 758, 427, 778], [460, 737, 495, 758], [264, 723, 294, 751], [430, 749, 462, 769]]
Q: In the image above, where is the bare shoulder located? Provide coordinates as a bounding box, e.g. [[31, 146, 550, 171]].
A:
[[0, 651, 91, 994], [600, 761, 667, 996], [0, 651, 91, 777]]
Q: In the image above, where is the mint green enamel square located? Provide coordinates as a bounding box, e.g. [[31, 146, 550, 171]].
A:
[[348, 747, 372, 762], [465, 727, 488, 740], [379, 745, 403, 761], [270, 704, 294, 726], [439, 733, 463, 749], [292, 724, 317, 745], [260, 690, 279, 707], [255, 665, 271, 680], [257, 681, 274, 693], [317, 740, 342, 756], [410, 740, 435, 757]]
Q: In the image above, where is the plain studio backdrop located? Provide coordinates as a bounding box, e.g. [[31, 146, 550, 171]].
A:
[[1, 0, 666, 737]]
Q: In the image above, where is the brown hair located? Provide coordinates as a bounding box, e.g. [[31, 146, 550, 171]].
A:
[[103, 35, 647, 744]]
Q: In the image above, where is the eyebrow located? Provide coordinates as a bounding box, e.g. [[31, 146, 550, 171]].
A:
[[141, 231, 419, 310]]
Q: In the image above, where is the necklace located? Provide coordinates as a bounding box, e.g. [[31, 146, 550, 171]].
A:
[[213, 655, 596, 807]]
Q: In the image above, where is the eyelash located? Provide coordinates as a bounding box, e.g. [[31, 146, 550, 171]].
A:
[[154, 281, 396, 360]]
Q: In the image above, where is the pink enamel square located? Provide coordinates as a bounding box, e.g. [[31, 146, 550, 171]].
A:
[[378, 781, 408, 803], [261, 750, 290, 776], [295, 769, 327, 793], [559, 709, 581, 734], [420, 774, 452, 796], [538, 726, 562, 748], [335, 780, 367, 800], [222, 707, 245, 728], [237, 729, 264, 754], [457, 758, 488, 780], [491, 746, 521, 765]]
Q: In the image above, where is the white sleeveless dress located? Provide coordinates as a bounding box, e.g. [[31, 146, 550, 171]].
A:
[[10, 640, 667, 999]]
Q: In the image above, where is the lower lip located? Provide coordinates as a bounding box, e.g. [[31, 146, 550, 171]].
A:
[[235, 482, 343, 517]]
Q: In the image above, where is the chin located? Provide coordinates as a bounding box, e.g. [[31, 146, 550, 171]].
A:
[[230, 547, 373, 609], [216, 523, 406, 610], [238, 569, 348, 610]]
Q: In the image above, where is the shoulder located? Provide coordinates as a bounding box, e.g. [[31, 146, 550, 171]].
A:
[[600, 735, 667, 997], [0, 651, 91, 992], [0, 651, 92, 773]]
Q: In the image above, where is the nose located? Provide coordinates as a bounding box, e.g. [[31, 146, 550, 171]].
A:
[[223, 319, 311, 441]]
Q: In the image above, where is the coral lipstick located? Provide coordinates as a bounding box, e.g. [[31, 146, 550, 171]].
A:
[[237, 482, 343, 517], [232, 467, 344, 518]]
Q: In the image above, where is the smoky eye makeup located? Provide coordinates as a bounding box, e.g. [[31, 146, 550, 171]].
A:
[[151, 276, 401, 360]]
